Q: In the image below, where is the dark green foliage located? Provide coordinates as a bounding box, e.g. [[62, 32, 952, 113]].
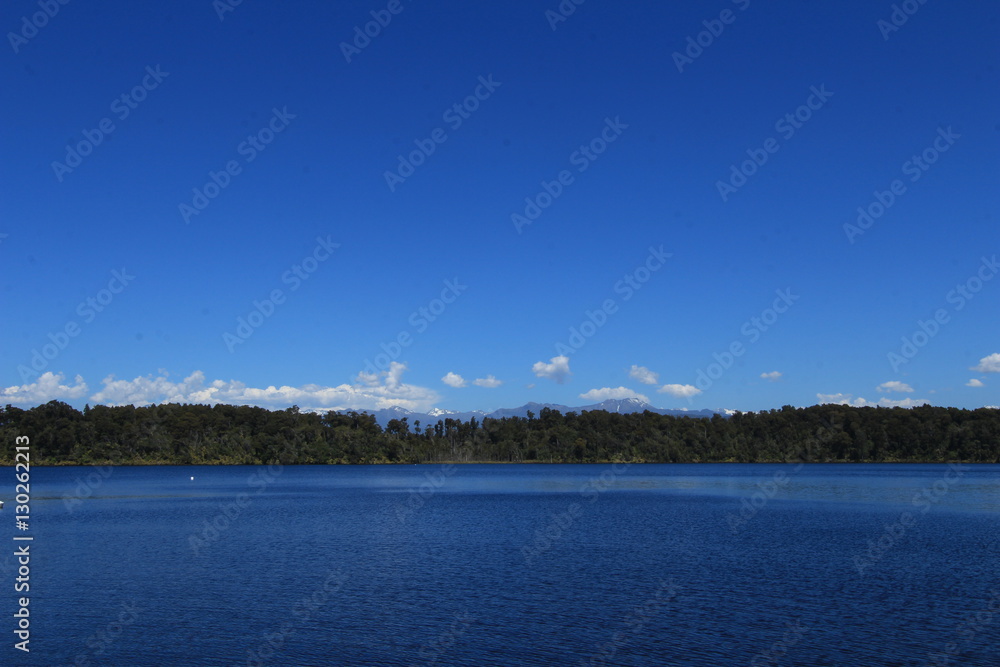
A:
[[1, 402, 998, 465]]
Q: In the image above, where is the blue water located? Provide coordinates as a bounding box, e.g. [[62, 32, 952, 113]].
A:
[[10, 463, 1000, 665]]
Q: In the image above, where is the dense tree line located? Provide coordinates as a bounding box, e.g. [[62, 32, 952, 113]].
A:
[[1, 401, 998, 465]]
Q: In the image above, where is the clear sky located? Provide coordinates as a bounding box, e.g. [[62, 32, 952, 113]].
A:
[[2, 0, 998, 414]]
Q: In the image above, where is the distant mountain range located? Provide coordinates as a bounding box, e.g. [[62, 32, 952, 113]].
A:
[[341, 398, 731, 428]]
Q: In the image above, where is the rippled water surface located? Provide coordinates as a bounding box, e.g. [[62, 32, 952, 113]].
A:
[[18, 463, 1000, 665]]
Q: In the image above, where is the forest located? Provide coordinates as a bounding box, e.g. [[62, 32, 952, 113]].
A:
[[1, 400, 998, 465]]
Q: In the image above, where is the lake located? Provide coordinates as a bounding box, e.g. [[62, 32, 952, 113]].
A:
[[13, 463, 1000, 665]]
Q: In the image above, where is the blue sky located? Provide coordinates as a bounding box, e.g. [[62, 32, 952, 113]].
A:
[[2, 0, 998, 414]]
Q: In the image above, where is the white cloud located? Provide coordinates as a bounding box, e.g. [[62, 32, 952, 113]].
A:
[[356, 370, 380, 387], [532, 355, 571, 384], [966, 379, 984, 388], [441, 372, 466, 388], [877, 381, 914, 393], [473, 375, 502, 388], [816, 392, 855, 405], [971, 353, 1000, 373], [384, 362, 406, 390], [658, 384, 702, 398], [91, 371, 212, 406], [578, 387, 650, 403], [628, 365, 659, 385], [760, 371, 782, 382], [85, 363, 440, 412], [2, 372, 89, 405], [815, 392, 928, 409]]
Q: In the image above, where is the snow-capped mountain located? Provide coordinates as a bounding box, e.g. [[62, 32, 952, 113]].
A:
[[342, 399, 727, 428], [582, 398, 655, 413], [425, 407, 488, 419]]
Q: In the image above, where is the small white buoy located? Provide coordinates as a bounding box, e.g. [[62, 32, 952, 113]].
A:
[[190, 476, 194, 480]]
